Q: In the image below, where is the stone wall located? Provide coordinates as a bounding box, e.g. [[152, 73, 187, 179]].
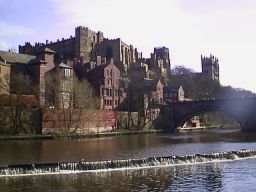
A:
[[42, 109, 117, 134]]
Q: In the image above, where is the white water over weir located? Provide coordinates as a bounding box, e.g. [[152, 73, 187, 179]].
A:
[[1, 149, 256, 177]]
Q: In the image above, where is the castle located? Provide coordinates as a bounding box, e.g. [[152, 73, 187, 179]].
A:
[[0, 25, 220, 109], [19, 26, 171, 77], [19, 26, 219, 84]]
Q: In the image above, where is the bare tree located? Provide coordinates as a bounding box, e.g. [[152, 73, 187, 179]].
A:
[[0, 74, 9, 94], [45, 73, 99, 134], [0, 74, 36, 135], [121, 69, 151, 130]]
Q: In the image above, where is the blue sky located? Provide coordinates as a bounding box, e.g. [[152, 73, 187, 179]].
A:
[[1, 0, 256, 92]]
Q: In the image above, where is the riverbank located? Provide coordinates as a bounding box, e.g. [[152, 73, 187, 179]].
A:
[[177, 124, 240, 132], [177, 126, 219, 132], [0, 129, 164, 141]]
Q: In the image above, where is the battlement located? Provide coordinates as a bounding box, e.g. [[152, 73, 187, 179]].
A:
[[154, 46, 169, 52], [75, 26, 103, 36], [201, 54, 219, 65]]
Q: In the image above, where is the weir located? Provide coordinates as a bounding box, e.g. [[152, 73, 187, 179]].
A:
[[1, 149, 256, 177]]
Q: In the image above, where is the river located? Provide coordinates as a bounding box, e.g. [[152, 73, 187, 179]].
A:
[[1, 128, 256, 191]]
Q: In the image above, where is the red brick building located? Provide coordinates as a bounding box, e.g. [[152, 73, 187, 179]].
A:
[[0, 49, 55, 105], [86, 59, 125, 110]]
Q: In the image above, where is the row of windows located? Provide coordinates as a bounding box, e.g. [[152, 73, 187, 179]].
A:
[[106, 69, 118, 77], [106, 78, 118, 86], [104, 99, 120, 106], [102, 88, 122, 97]]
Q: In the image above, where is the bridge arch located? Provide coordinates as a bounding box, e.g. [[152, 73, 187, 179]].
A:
[[177, 106, 242, 129], [159, 98, 256, 132]]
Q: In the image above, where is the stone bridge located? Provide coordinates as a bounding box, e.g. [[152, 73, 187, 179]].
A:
[[157, 97, 256, 131]]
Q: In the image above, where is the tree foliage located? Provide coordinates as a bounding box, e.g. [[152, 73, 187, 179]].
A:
[[171, 65, 195, 75], [169, 65, 255, 100]]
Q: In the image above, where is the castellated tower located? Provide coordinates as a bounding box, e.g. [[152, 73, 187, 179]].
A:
[[201, 54, 220, 83], [75, 26, 104, 62], [148, 47, 171, 75]]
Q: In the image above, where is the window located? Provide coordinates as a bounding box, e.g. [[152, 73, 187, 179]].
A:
[[25, 75, 30, 80], [114, 80, 118, 86], [114, 89, 118, 97], [62, 92, 71, 100], [64, 69, 71, 76], [106, 89, 110, 96], [107, 79, 112, 86], [106, 70, 110, 76]]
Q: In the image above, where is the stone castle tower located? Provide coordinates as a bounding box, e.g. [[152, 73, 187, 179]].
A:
[[149, 47, 171, 75], [75, 26, 104, 62], [201, 54, 219, 83]]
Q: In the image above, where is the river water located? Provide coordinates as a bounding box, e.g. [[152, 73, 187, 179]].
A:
[[1, 128, 256, 191]]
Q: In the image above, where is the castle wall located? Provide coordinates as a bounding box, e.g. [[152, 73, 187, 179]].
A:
[[75, 26, 104, 62]]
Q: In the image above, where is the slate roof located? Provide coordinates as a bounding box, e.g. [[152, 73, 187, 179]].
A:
[[0, 50, 35, 65]]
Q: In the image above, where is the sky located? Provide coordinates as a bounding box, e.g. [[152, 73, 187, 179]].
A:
[[0, 0, 256, 93]]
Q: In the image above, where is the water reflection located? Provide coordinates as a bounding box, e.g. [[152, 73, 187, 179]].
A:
[[2, 129, 256, 166]]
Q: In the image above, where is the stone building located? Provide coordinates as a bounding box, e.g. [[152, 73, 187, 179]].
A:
[[142, 78, 164, 121], [78, 59, 125, 110], [146, 47, 171, 76], [19, 26, 175, 77], [19, 26, 143, 75], [163, 85, 184, 103], [99, 38, 142, 74], [201, 54, 219, 83], [0, 48, 55, 106], [45, 62, 74, 109]]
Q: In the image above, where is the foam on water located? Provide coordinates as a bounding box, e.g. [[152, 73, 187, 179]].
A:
[[0, 149, 255, 177]]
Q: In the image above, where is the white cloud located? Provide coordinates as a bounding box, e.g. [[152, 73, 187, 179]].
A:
[[0, 40, 9, 51], [0, 22, 34, 37]]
